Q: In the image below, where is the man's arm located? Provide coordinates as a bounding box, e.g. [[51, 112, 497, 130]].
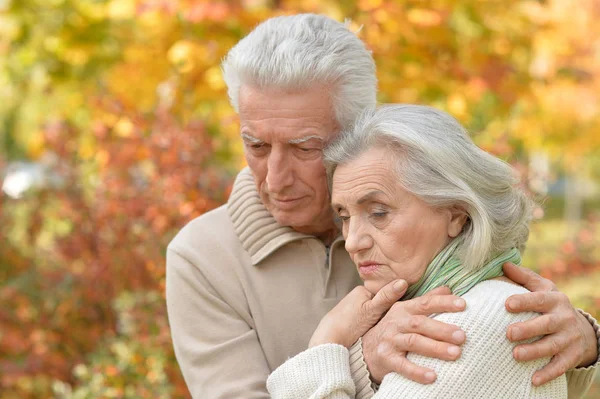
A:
[[166, 247, 270, 398], [564, 310, 600, 399], [503, 262, 599, 398]]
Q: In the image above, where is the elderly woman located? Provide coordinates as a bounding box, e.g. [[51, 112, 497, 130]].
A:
[[266, 105, 568, 398]]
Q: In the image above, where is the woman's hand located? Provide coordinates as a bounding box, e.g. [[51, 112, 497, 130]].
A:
[[309, 279, 408, 349]]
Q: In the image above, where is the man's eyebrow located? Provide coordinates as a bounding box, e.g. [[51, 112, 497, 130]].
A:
[[288, 135, 324, 145], [241, 133, 263, 143], [357, 190, 386, 205]]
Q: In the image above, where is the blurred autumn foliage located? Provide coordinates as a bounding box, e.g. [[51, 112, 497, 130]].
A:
[[0, 0, 599, 398]]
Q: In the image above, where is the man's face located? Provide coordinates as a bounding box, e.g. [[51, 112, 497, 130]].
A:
[[238, 85, 339, 235]]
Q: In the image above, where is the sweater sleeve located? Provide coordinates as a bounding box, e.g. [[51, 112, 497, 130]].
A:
[[565, 309, 599, 399], [348, 338, 377, 399], [374, 281, 568, 399], [267, 344, 355, 399], [166, 247, 271, 398]]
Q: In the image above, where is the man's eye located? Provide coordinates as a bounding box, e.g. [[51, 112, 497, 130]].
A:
[[297, 147, 317, 153], [251, 143, 264, 149]]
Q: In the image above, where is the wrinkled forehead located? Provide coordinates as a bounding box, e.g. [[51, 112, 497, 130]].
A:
[[238, 84, 340, 141], [331, 148, 400, 204]]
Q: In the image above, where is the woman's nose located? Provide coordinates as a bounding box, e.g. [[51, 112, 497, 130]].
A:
[[344, 217, 373, 255]]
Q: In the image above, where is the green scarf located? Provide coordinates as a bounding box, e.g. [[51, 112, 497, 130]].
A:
[[402, 237, 521, 300]]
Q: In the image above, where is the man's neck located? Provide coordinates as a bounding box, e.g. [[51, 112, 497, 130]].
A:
[[294, 223, 339, 246]]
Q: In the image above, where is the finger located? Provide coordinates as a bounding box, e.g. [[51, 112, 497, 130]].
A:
[[512, 334, 570, 362], [505, 291, 562, 314], [393, 333, 463, 361], [507, 313, 563, 342], [369, 280, 408, 316], [423, 286, 452, 297], [383, 352, 437, 384], [399, 294, 466, 316], [531, 353, 571, 386], [502, 262, 556, 292], [400, 315, 466, 345]]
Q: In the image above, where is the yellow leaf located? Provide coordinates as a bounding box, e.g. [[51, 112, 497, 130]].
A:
[[26, 131, 45, 160], [168, 40, 205, 74], [447, 93, 467, 119], [114, 118, 134, 138], [205, 65, 226, 91], [108, 0, 136, 20], [407, 9, 442, 28]]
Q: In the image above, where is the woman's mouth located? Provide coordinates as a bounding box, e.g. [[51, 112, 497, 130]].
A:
[[358, 262, 380, 275]]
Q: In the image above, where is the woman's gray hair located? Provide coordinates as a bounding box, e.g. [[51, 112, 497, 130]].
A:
[[221, 13, 377, 131], [324, 105, 534, 271]]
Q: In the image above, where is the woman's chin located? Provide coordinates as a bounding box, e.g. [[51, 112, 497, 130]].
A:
[[363, 280, 387, 296]]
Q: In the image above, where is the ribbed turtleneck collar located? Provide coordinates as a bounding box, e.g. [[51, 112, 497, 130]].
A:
[[226, 168, 313, 265]]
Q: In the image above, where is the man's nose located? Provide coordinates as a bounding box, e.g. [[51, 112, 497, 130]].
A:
[[344, 217, 373, 255], [265, 148, 294, 193]]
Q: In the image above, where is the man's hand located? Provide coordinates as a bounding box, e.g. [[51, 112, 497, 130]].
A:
[[503, 262, 598, 386], [361, 286, 467, 385], [309, 280, 408, 348]]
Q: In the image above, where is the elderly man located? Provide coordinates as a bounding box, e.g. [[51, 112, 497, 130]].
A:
[[166, 14, 599, 398]]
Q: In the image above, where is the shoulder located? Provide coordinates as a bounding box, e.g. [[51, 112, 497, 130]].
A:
[[463, 279, 529, 307], [168, 204, 242, 262], [435, 280, 538, 329]]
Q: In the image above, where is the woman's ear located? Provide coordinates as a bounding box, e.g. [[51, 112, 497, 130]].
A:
[[448, 206, 468, 238]]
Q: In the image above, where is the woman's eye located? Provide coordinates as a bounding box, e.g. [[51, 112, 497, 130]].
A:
[[371, 211, 388, 218], [338, 214, 350, 222]]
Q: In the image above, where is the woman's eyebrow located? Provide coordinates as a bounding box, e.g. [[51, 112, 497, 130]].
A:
[[357, 190, 386, 205]]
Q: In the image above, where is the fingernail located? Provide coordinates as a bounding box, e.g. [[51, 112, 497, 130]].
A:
[[447, 345, 460, 357], [453, 298, 465, 308], [508, 299, 520, 310], [517, 347, 527, 359], [532, 376, 541, 386], [425, 372, 436, 383], [394, 280, 407, 292], [511, 327, 522, 341], [452, 330, 466, 343]]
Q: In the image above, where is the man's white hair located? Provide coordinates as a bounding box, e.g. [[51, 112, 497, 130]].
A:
[[324, 105, 534, 271], [221, 13, 377, 130]]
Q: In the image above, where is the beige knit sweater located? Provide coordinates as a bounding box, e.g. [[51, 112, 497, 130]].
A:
[[267, 280, 569, 398]]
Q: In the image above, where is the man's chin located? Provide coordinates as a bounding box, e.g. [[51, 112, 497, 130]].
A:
[[271, 211, 304, 229]]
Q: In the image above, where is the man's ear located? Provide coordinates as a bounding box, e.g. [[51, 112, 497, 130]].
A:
[[448, 206, 468, 238]]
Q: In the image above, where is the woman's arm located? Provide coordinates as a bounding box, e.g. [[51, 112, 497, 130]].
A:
[[267, 280, 408, 399]]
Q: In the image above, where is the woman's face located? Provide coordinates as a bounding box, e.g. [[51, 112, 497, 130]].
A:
[[331, 146, 465, 295]]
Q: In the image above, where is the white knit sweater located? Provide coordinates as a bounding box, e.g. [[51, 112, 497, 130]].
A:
[[267, 280, 568, 398]]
